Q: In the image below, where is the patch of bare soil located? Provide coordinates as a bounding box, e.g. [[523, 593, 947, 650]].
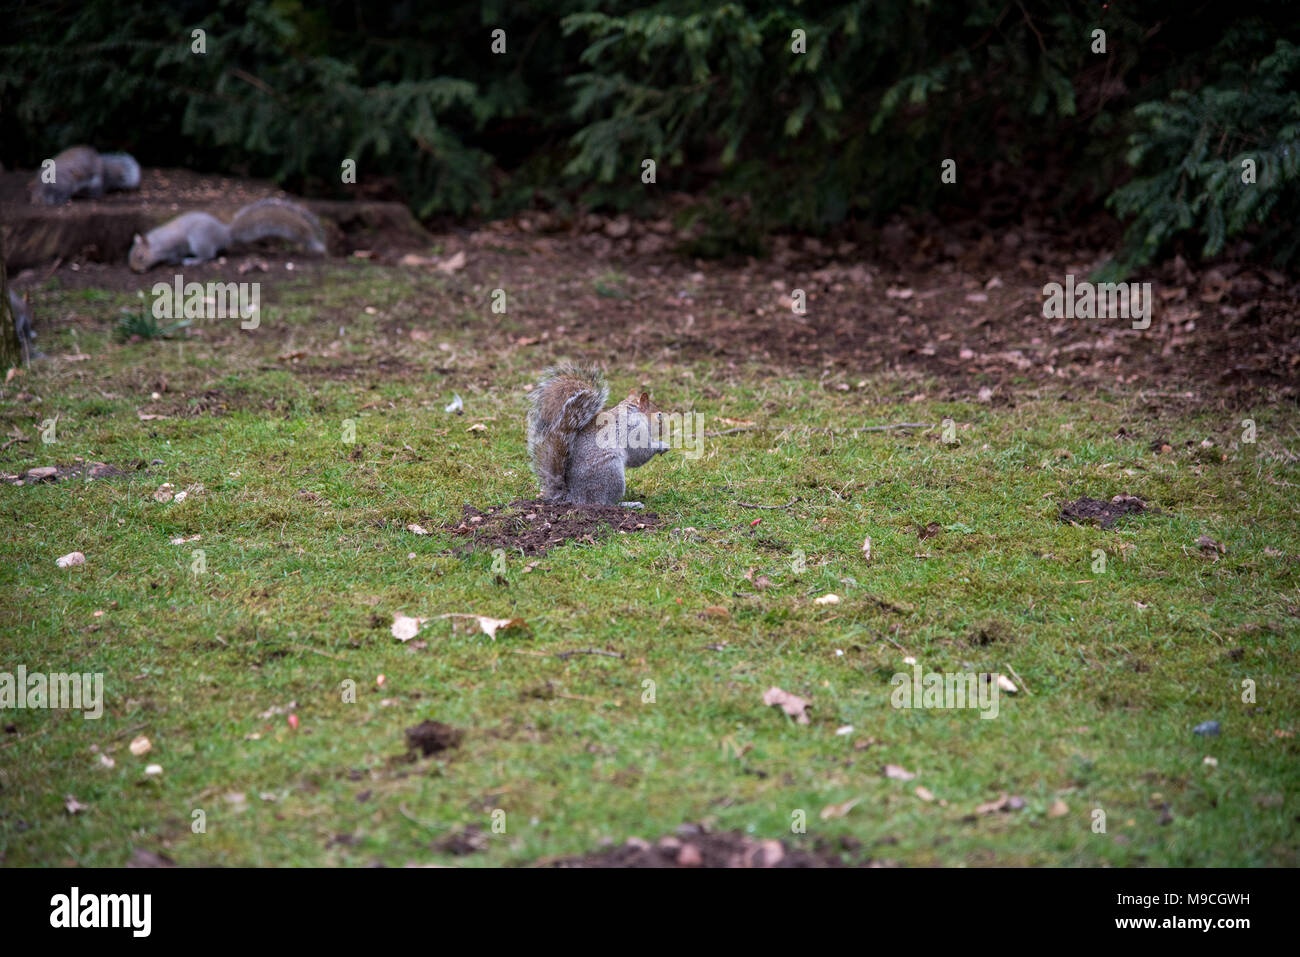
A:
[[1060, 494, 1150, 528], [405, 720, 463, 756], [7, 181, 1297, 405], [446, 499, 662, 556], [548, 830, 850, 868], [4, 459, 145, 485], [436, 214, 1300, 404]]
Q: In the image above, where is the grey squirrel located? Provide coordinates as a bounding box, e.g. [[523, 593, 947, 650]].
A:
[[527, 364, 669, 507], [129, 198, 327, 272], [29, 145, 140, 205], [7, 289, 38, 364]]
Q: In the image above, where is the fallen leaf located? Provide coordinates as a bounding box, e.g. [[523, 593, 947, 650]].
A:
[[883, 763, 916, 781], [1197, 535, 1226, 559], [436, 613, 527, 639], [436, 250, 467, 273], [1047, 799, 1069, 818], [391, 613, 428, 642], [861, 536, 872, 562], [975, 791, 1025, 815], [915, 786, 936, 802], [65, 794, 89, 814], [129, 735, 152, 756], [763, 686, 811, 724], [820, 797, 861, 820], [56, 551, 86, 568], [814, 593, 840, 606], [406, 524, 430, 535]]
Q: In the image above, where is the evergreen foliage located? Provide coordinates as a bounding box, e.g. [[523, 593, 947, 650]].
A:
[[2, 1, 1297, 269]]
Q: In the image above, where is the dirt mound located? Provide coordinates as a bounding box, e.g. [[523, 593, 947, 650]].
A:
[[1060, 494, 1150, 528], [446, 499, 662, 556], [405, 720, 463, 756], [550, 830, 847, 868]]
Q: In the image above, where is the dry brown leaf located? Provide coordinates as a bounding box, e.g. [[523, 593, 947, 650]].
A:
[[819, 797, 861, 820], [762, 686, 811, 724]]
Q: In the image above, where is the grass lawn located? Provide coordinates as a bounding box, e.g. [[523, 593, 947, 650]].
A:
[[2, 253, 1297, 867]]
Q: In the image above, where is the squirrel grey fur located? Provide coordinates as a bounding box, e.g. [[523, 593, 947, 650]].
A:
[[526, 363, 669, 507], [29, 145, 140, 205], [129, 198, 327, 272]]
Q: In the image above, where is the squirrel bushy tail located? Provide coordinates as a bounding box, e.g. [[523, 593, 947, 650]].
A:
[[230, 199, 326, 254], [527, 363, 608, 500]]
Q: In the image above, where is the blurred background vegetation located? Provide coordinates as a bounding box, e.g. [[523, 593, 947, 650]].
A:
[[2, 0, 1298, 272]]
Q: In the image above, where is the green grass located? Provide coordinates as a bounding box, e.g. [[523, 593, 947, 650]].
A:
[[1, 264, 1297, 867]]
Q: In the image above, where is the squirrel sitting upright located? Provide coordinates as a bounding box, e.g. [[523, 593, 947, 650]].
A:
[[527, 363, 669, 508], [29, 145, 140, 205], [128, 198, 327, 272]]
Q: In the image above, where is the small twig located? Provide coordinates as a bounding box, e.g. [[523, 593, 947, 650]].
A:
[[0, 726, 51, 751], [555, 692, 618, 706], [849, 423, 933, 432], [554, 648, 624, 660], [1004, 662, 1032, 696], [879, 632, 908, 653], [291, 643, 344, 661], [707, 422, 933, 438], [398, 803, 448, 833], [737, 499, 798, 510], [865, 594, 915, 615]]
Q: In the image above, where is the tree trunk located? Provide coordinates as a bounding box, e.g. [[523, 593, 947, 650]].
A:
[[0, 227, 24, 371]]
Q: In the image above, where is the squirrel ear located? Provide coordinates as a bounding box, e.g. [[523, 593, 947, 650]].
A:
[[132, 233, 143, 244], [638, 391, 651, 410]]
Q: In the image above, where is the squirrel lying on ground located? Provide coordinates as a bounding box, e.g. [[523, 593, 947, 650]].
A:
[[29, 145, 140, 205], [527, 364, 669, 507], [128, 198, 327, 272]]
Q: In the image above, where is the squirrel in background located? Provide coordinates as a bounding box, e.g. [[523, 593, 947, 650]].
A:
[[129, 198, 327, 272], [527, 364, 669, 508], [29, 146, 140, 205]]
